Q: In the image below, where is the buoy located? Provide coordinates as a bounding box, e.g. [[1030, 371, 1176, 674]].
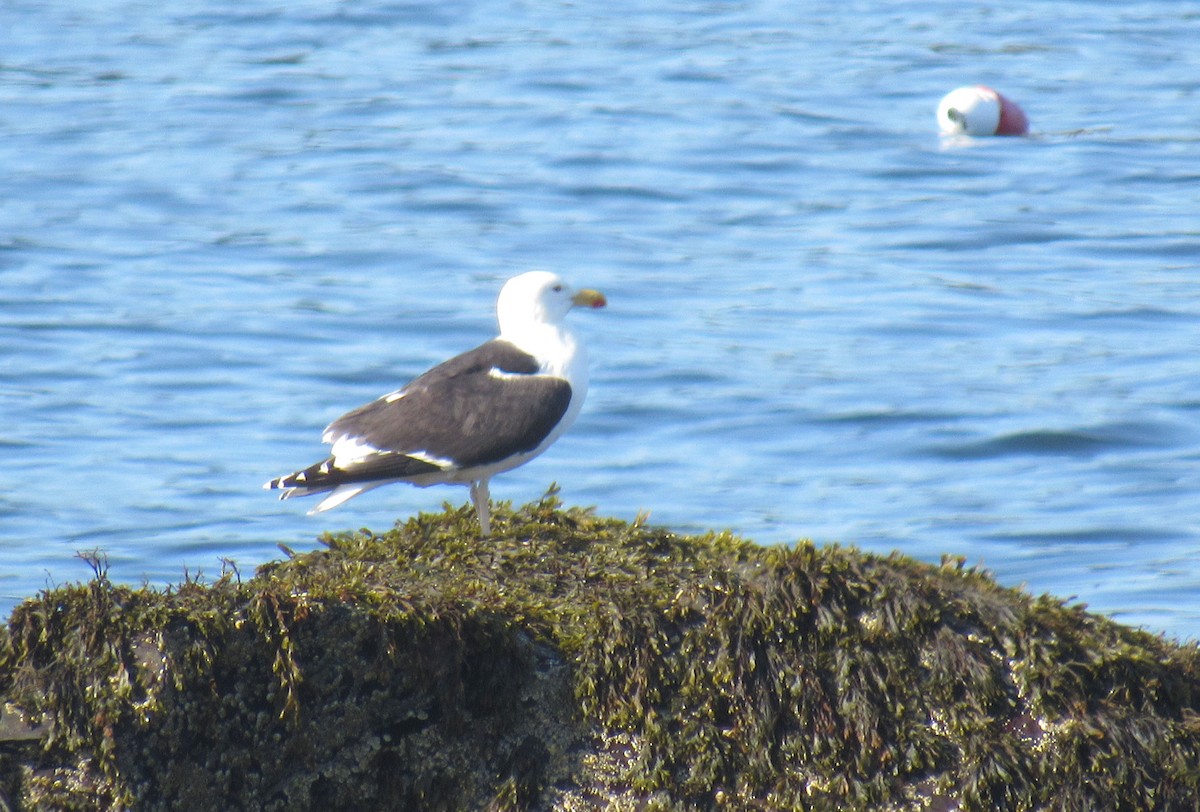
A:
[[937, 86, 1029, 136]]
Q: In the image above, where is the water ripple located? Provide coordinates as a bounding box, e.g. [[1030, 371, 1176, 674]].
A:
[[928, 423, 1178, 460]]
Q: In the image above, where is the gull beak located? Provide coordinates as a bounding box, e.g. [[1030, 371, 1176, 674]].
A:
[[572, 288, 607, 309]]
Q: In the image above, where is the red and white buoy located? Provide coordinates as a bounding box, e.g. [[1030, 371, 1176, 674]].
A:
[[937, 85, 1029, 137]]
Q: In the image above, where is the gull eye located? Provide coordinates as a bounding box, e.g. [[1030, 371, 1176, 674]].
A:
[[552, 284, 563, 292]]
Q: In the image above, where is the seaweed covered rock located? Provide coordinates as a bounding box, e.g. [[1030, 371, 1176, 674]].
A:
[[2, 494, 1200, 810]]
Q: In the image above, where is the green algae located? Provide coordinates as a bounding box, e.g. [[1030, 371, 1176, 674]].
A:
[[2, 491, 1199, 810]]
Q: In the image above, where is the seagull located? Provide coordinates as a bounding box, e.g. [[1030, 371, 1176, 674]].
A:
[[264, 271, 606, 535]]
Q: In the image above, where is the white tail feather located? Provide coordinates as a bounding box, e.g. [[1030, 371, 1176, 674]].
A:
[[308, 483, 381, 514]]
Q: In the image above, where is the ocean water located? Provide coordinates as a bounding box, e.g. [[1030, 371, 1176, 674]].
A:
[[2, 1, 1199, 638]]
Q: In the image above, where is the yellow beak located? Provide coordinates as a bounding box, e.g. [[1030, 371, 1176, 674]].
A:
[[572, 288, 607, 309]]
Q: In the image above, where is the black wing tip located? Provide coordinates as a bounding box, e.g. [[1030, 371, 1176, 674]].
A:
[[266, 453, 448, 497], [265, 459, 336, 491]]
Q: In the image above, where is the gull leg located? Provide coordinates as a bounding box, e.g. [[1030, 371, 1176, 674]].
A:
[[470, 479, 491, 536]]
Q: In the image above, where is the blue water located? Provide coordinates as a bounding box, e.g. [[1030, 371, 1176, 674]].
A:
[[3, 1, 1199, 638]]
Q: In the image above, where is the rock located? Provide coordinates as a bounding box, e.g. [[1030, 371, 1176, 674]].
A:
[[2, 493, 1199, 810]]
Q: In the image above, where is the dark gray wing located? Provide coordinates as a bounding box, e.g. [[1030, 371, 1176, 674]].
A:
[[325, 339, 572, 471]]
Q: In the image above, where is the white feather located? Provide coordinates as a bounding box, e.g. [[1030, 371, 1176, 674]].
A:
[[310, 484, 377, 513], [327, 434, 379, 464]]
